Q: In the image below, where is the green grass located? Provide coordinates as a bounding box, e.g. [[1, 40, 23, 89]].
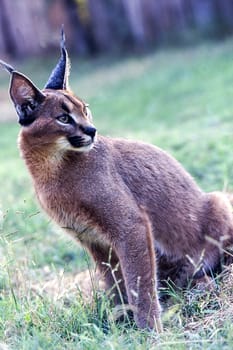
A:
[[0, 38, 233, 349]]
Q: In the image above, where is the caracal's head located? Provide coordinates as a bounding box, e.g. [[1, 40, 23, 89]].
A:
[[0, 29, 96, 154]]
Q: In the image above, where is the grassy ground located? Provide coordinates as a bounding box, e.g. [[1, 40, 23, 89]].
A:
[[0, 39, 233, 349]]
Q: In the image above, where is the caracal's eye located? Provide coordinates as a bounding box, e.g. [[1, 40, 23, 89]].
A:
[[56, 114, 73, 125]]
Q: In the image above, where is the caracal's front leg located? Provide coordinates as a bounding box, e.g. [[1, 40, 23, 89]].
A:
[[114, 214, 162, 331]]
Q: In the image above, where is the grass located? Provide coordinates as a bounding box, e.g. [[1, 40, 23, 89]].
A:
[[0, 38, 233, 349]]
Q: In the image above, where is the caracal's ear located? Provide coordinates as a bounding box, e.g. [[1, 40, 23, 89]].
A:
[[44, 26, 70, 90], [0, 59, 45, 123], [10, 71, 45, 110]]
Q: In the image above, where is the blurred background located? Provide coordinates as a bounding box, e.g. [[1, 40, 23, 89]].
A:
[[1, 0, 233, 59]]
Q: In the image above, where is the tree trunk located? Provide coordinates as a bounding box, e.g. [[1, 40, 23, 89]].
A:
[[121, 0, 145, 46], [0, 0, 50, 57]]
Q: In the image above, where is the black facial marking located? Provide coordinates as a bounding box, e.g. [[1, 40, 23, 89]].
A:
[[68, 136, 91, 148], [61, 102, 71, 114]]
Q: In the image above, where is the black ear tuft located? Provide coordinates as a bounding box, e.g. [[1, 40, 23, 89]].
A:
[[0, 59, 15, 74], [44, 27, 70, 90]]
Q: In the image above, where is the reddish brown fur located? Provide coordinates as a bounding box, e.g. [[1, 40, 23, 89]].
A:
[[5, 69, 233, 331]]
